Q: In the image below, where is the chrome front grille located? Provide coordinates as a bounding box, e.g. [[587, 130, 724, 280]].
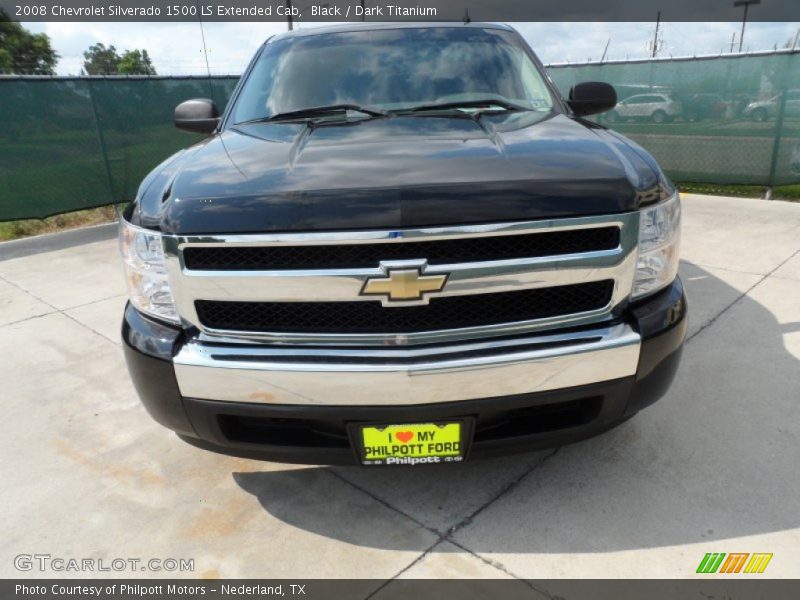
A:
[[194, 281, 615, 334], [181, 226, 621, 270], [163, 213, 640, 346]]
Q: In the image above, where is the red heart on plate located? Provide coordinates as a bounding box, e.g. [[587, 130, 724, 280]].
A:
[[395, 431, 414, 443]]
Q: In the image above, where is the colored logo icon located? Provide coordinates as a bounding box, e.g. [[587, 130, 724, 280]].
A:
[[696, 553, 773, 574]]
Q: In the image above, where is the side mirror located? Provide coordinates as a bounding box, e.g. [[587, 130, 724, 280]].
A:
[[174, 98, 220, 134], [567, 82, 617, 117]]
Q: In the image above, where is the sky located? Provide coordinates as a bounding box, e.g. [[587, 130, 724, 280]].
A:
[[22, 21, 800, 76]]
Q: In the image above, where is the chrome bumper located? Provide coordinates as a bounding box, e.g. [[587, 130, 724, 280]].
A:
[[173, 323, 641, 406]]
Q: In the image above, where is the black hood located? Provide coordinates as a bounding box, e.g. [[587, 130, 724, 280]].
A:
[[132, 112, 665, 234]]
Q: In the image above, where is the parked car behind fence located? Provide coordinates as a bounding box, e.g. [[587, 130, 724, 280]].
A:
[[605, 93, 683, 124], [745, 89, 800, 121], [680, 93, 727, 122]]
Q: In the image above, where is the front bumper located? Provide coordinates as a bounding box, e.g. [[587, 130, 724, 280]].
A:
[[122, 277, 687, 465], [172, 323, 640, 406]]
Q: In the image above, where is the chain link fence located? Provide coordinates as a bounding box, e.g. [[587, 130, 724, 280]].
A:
[[1, 50, 799, 221], [548, 50, 800, 189]]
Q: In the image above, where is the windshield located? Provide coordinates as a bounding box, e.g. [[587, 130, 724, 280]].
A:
[[231, 27, 556, 124]]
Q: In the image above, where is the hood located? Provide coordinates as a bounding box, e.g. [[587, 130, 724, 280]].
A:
[[133, 112, 662, 234]]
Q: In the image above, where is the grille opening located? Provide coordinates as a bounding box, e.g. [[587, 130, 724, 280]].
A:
[[183, 227, 620, 271], [474, 397, 603, 442], [219, 415, 350, 448], [217, 397, 602, 449], [195, 280, 614, 334]]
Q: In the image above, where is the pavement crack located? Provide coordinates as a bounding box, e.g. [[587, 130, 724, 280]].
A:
[[325, 468, 441, 536], [332, 448, 561, 592], [362, 538, 444, 600], [60, 310, 120, 347], [447, 538, 554, 597], [687, 245, 800, 344], [446, 447, 560, 537], [0, 309, 58, 329], [0, 272, 119, 347]]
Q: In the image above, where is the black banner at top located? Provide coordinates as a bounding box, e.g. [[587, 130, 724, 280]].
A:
[[3, 0, 800, 22]]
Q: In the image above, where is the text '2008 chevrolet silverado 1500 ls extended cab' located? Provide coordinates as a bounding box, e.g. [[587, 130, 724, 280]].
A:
[[119, 23, 687, 466]]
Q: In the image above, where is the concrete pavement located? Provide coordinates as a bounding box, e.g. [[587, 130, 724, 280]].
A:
[[1, 194, 799, 585]]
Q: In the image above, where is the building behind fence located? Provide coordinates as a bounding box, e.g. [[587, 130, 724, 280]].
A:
[[1, 50, 799, 221]]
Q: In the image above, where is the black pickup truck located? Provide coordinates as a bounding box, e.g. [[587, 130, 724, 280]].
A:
[[120, 23, 686, 466]]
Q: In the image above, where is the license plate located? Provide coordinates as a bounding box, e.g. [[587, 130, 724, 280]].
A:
[[358, 422, 464, 465]]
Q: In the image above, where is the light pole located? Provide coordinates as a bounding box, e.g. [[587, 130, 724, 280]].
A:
[[733, 0, 761, 53], [651, 11, 661, 58]]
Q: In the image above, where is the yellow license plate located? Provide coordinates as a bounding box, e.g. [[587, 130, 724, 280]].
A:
[[359, 422, 464, 465]]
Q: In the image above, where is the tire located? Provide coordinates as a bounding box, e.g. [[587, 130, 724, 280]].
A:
[[651, 110, 667, 124], [751, 108, 768, 122]]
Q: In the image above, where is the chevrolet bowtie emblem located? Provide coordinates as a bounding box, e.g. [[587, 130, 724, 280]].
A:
[[361, 267, 448, 303]]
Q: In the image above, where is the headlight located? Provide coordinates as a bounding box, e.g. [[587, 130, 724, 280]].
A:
[[118, 219, 180, 324], [632, 192, 681, 299]]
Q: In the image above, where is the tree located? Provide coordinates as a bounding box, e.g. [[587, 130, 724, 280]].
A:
[[82, 43, 121, 75], [118, 49, 156, 75], [83, 43, 157, 75], [0, 9, 59, 74]]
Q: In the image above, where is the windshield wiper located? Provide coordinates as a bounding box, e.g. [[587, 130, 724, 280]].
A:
[[235, 104, 388, 126], [396, 98, 532, 115]]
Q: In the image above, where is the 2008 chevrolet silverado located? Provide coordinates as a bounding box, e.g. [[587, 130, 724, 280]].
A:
[[120, 23, 687, 465]]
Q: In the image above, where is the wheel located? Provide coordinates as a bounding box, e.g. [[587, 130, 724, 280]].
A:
[[751, 108, 768, 122], [651, 110, 667, 124]]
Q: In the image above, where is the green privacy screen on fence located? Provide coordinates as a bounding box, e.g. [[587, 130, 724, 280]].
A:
[[1, 50, 799, 221], [0, 76, 240, 221], [547, 50, 800, 189]]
